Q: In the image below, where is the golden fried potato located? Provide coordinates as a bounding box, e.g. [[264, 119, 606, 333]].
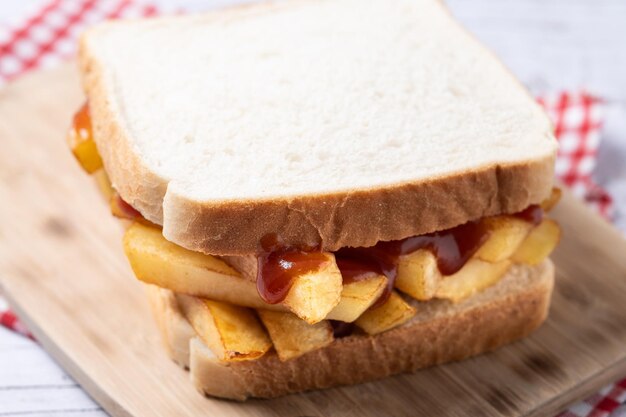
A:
[[511, 219, 561, 265], [355, 292, 416, 335], [257, 310, 333, 361], [475, 216, 533, 263], [283, 253, 343, 324], [177, 295, 271, 361], [436, 259, 511, 302], [327, 274, 387, 322], [395, 249, 441, 300]]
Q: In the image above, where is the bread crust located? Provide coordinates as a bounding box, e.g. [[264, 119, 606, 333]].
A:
[[145, 284, 195, 369], [146, 261, 554, 400], [78, 1, 556, 256]]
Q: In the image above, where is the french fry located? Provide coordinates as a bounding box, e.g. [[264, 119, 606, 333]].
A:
[[394, 249, 441, 300], [327, 274, 387, 322], [67, 104, 103, 173], [475, 216, 533, 263], [355, 291, 416, 335], [282, 254, 343, 324], [257, 310, 333, 361], [68, 136, 103, 173], [436, 259, 510, 302], [541, 187, 562, 212], [123, 223, 282, 310], [177, 295, 271, 361], [124, 223, 348, 322], [511, 219, 561, 265]]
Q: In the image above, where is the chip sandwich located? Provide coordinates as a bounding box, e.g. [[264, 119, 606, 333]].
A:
[[68, 0, 561, 400]]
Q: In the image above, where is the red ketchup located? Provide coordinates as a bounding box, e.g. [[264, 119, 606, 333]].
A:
[[256, 235, 329, 304], [71, 103, 92, 142], [111, 192, 143, 220]]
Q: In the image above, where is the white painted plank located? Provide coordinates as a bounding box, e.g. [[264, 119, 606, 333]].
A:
[[0, 386, 101, 415], [0, 328, 76, 388], [0, 412, 107, 417], [0, 325, 31, 349], [0, 327, 102, 415], [446, 0, 626, 100]]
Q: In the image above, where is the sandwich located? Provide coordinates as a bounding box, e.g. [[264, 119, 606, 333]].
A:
[[67, 0, 561, 400]]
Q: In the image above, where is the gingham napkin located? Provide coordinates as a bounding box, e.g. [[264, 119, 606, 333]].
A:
[[0, 1, 620, 416], [538, 92, 614, 219], [0, 0, 156, 85]]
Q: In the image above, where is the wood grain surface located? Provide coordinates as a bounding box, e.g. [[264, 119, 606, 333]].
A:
[[1, 64, 626, 417]]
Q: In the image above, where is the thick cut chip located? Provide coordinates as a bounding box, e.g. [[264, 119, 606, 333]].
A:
[[475, 216, 533, 263], [355, 292, 416, 335], [177, 295, 271, 361], [511, 219, 561, 265], [257, 310, 333, 361], [541, 188, 562, 212], [395, 250, 441, 300], [327, 275, 387, 322], [123, 223, 279, 310], [283, 254, 343, 324], [436, 259, 511, 302], [68, 136, 103, 173], [67, 104, 103, 173]]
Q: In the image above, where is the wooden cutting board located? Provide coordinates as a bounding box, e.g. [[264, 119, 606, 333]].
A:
[[1, 64, 626, 417]]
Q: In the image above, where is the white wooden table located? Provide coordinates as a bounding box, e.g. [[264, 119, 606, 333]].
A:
[[1, 1, 625, 416]]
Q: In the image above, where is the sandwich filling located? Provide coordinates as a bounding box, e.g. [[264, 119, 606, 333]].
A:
[[68, 103, 561, 362], [257, 203, 543, 308]]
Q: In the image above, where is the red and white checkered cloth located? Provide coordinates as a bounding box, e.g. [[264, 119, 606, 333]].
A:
[[539, 92, 614, 219], [560, 381, 626, 417], [0, 1, 620, 416], [0, 0, 157, 85]]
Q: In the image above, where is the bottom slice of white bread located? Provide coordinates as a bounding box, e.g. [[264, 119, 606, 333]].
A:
[[145, 260, 554, 400]]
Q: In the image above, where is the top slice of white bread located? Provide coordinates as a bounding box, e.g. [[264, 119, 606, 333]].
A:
[[79, 0, 557, 255]]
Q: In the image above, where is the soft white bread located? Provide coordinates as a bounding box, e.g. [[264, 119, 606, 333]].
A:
[[79, 0, 556, 255], [145, 281, 196, 369], [146, 260, 554, 400]]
